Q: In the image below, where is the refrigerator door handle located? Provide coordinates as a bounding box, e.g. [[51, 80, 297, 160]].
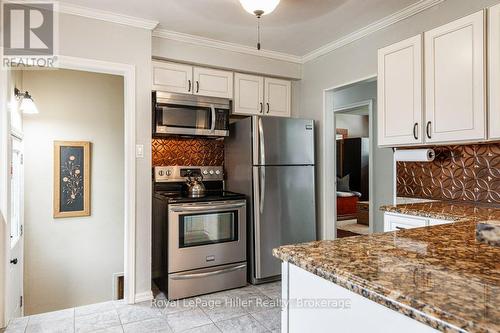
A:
[[253, 167, 262, 278], [258, 117, 265, 165], [210, 104, 216, 133], [259, 167, 265, 214]]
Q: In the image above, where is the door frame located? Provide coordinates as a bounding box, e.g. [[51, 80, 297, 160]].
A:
[[332, 100, 374, 236], [2, 55, 137, 326], [321, 75, 377, 240]]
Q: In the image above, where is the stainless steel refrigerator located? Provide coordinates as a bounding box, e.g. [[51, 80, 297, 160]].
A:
[[225, 116, 316, 284]]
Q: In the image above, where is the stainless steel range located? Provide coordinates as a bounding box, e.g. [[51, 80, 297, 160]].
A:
[[152, 166, 247, 300]]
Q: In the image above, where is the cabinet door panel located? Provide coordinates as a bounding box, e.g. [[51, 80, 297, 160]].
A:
[[264, 78, 291, 117], [384, 213, 427, 232], [234, 73, 263, 116], [152, 61, 192, 94], [193, 67, 233, 99], [489, 4, 500, 140], [424, 10, 486, 143], [378, 35, 423, 146]]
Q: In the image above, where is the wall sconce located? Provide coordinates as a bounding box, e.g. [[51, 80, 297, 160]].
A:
[[14, 87, 39, 114]]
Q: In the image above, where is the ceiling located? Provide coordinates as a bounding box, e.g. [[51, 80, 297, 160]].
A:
[[57, 0, 422, 56]]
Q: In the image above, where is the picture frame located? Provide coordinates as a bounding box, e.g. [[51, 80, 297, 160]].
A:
[[53, 141, 91, 218]]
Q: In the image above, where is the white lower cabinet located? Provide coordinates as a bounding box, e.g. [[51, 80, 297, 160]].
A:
[[282, 262, 439, 333], [384, 212, 451, 232]]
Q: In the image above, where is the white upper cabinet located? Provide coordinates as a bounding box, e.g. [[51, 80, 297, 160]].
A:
[[264, 78, 291, 117], [234, 73, 264, 116], [152, 61, 193, 94], [193, 67, 233, 99], [489, 4, 500, 140], [424, 10, 486, 143], [378, 35, 423, 146]]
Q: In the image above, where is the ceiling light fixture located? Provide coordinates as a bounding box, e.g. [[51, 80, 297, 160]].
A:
[[14, 87, 39, 114], [239, 0, 280, 50]]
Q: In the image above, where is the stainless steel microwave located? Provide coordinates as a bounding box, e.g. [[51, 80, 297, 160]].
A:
[[153, 91, 230, 137]]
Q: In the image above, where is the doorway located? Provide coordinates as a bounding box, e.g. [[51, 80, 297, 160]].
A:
[[334, 101, 371, 238], [322, 77, 394, 239], [2, 56, 137, 327]]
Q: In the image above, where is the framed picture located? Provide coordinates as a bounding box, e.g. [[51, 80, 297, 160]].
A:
[[53, 141, 91, 218]]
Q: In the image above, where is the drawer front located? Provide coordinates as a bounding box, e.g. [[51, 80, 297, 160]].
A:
[[384, 213, 427, 232], [428, 218, 452, 226]]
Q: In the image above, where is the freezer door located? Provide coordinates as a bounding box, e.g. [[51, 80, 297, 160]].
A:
[[253, 117, 315, 165], [253, 165, 316, 279]]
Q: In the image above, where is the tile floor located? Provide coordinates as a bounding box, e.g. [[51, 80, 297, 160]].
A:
[[4, 282, 281, 333]]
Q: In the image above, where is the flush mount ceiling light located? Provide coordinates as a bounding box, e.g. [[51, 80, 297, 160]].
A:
[[14, 87, 39, 114], [239, 0, 280, 50]]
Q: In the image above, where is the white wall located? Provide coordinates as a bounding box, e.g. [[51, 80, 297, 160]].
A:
[[297, 0, 500, 235], [22, 69, 124, 315], [57, 13, 153, 299]]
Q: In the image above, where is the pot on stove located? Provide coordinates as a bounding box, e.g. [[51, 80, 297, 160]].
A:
[[185, 175, 206, 198]]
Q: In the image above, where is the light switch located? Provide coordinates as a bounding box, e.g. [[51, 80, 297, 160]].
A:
[[135, 144, 144, 158]]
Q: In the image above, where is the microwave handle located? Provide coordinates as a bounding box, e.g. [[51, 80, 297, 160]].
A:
[[210, 104, 216, 133]]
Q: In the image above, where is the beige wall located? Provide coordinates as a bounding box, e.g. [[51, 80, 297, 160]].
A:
[[335, 114, 369, 138], [22, 69, 124, 315], [57, 13, 153, 299], [297, 0, 500, 235], [152, 37, 302, 79]]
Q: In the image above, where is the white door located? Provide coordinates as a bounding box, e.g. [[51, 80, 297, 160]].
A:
[[193, 67, 233, 99], [424, 10, 486, 143], [377, 35, 423, 146], [152, 61, 193, 94], [488, 4, 500, 140], [233, 73, 264, 116], [264, 78, 291, 117], [7, 135, 24, 321]]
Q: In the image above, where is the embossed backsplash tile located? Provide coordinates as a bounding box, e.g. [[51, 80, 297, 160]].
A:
[[152, 138, 224, 166], [397, 143, 500, 204]]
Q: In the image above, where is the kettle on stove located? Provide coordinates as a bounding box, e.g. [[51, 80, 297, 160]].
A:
[[185, 174, 206, 198]]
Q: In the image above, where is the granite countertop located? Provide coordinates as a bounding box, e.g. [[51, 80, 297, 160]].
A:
[[273, 201, 500, 333]]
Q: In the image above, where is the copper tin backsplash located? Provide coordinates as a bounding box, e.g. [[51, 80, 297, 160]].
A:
[[152, 138, 224, 166], [397, 143, 500, 204]]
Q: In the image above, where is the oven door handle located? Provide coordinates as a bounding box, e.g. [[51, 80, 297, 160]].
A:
[[210, 104, 216, 133], [170, 264, 246, 280], [170, 202, 246, 212]]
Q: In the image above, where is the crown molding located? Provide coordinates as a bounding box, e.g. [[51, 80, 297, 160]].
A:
[[58, 3, 159, 30], [152, 29, 303, 64], [301, 0, 445, 63]]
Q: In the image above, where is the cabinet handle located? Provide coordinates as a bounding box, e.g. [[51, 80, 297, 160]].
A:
[[259, 102, 263, 113], [426, 121, 432, 139], [266, 103, 270, 114], [196, 81, 200, 93], [395, 226, 406, 230], [413, 123, 418, 140], [188, 80, 191, 92]]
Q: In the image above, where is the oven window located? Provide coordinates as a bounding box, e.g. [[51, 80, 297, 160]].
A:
[[179, 211, 238, 248], [159, 105, 211, 129]]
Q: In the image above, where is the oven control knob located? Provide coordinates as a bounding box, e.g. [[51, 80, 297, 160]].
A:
[[158, 170, 164, 176], [215, 170, 221, 175], [209, 170, 214, 175], [166, 170, 172, 176], [203, 170, 208, 175]]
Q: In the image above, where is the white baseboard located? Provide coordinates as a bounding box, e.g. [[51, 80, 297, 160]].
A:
[[134, 291, 154, 303]]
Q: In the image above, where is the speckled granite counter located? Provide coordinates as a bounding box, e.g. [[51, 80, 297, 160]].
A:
[[273, 201, 500, 333]]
